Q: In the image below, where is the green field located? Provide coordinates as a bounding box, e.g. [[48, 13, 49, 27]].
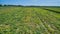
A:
[[0, 7, 60, 34]]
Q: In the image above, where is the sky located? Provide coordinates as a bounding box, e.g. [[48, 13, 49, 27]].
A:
[[0, 0, 60, 6]]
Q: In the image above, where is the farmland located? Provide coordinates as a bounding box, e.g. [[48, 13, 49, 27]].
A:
[[0, 6, 60, 34]]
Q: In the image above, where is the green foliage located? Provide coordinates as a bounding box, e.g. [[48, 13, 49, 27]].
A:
[[0, 7, 60, 34]]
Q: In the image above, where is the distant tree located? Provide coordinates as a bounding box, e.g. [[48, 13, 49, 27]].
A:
[[4, 4, 7, 6], [0, 4, 2, 6], [18, 5, 23, 6]]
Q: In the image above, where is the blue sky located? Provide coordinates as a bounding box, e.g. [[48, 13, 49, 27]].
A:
[[0, 0, 60, 6]]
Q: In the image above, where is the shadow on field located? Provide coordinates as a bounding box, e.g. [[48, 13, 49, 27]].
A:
[[42, 8, 60, 14]]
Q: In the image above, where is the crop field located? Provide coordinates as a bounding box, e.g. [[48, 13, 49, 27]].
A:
[[0, 6, 60, 34]]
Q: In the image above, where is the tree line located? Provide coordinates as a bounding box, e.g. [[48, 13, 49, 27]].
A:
[[0, 4, 23, 7]]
